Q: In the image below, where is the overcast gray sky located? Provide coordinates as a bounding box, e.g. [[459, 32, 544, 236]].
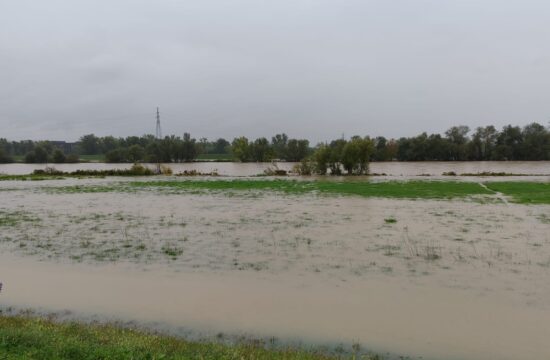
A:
[[1, 0, 549, 142]]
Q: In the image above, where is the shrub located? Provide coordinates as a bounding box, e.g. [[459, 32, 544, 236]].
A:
[[292, 159, 314, 175], [52, 149, 66, 163], [65, 154, 80, 163], [160, 165, 173, 175], [129, 163, 153, 175]]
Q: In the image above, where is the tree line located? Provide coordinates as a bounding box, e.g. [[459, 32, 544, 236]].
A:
[[1, 122, 549, 165]]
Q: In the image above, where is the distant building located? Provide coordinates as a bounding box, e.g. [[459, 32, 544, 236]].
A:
[[50, 141, 77, 154]]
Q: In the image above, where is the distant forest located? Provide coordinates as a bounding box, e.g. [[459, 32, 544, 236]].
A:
[[1, 122, 550, 164]]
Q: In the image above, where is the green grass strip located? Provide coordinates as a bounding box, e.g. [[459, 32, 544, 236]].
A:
[[130, 180, 493, 200], [485, 182, 550, 204], [196, 153, 233, 160], [0, 315, 358, 360], [78, 154, 105, 162]]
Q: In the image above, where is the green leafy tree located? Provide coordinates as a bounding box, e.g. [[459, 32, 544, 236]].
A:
[[34, 146, 49, 163], [341, 137, 373, 174], [213, 138, 230, 154], [78, 134, 100, 155], [145, 142, 162, 163], [251, 137, 274, 162], [286, 139, 310, 161], [105, 148, 128, 163], [100, 136, 120, 154], [271, 133, 288, 159], [127, 145, 145, 162], [445, 126, 470, 160], [341, 140, 361, 174], [328, 139, 346, 175], [24, 152, 36, 163], [312, 144, 330, 175], [494, 125, 523, 160], [181, 133, 198, 162], [231, 137, 251, 162], [521, 123, 550, 160], [0, 148, 13, 163]]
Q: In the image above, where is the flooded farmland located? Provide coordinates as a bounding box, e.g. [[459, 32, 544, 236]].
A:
[[1, 177, 550, 359]]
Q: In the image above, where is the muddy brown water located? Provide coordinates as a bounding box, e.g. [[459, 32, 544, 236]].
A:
[[1, 180, 550, 359], [1, 160, 550, 177], [1, 254, 549, 360]]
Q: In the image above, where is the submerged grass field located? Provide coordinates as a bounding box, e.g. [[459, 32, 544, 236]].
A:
[[2, 174, 549, 203], [484, 182, 550, 204], [130, 179, 494, 199], [0, 315, 362, 360], [30, 179, 550, 204]]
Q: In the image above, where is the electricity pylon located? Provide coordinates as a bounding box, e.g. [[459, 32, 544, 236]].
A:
[[155, 107, 162, 174], [155, 107, 162, 140]]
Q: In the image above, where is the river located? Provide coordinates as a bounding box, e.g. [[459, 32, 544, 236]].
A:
[[1, 160, 550, 177]]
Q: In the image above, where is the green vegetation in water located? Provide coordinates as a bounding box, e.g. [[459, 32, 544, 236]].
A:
[[485, 182, 550, 204], [130, 179, 493, 200], [0, 210, 41, 227], [0, 315, 367, 360], [162, 245, 184, 259]]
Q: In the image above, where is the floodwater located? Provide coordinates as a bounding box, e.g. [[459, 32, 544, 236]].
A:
[[2, 254, 549, 360], [1, 179, 550, 359], [1, 160, 550, 177]]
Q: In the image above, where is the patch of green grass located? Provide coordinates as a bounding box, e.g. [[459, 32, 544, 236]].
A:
[[196, 153, 233, 161], [11, 155, 25, 163], [0, 315, 349, 360], [130, 179, 493, 200], [78, 154, 105, 162], [485, 182, 550, 204], [384, 218, 397, 224]]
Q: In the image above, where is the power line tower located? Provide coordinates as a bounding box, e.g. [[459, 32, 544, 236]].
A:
[[154, 107, 162, 174], [155, 107, 162, 140]]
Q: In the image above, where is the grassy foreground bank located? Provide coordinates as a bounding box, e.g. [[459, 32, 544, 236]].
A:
[[0, 315, 368, 360]]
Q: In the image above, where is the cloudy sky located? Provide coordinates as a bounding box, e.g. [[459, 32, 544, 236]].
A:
[[1, 0, 549, 142]]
